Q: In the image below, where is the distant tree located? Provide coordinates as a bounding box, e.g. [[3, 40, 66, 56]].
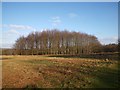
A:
[[27, 32, 35, 55], [118, 39, 120, 51], [102, 44, 118, 52], [13, 36, 27, 55], [13, 29, 102, 55], [34, 31, 40, 55], [2, 49, 14, 55]]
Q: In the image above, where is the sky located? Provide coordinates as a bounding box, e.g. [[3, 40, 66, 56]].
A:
[[1, 2, 118, 48]]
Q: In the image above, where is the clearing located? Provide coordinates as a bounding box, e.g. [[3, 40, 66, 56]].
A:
[[2, 55, 119, 88]]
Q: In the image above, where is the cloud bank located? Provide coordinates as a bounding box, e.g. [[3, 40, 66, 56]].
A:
[[99, 36, 118, 45]]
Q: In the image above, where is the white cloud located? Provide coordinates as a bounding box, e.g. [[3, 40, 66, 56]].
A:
[[99, 36, 118, 45], [8, 29, 21, 35], [2, 30, 20, 48], [1, 24, 37, 48], [68, 13, 78, 18], [2, 24, 35, 31], [52, 16, 60, 20], [9, 24, 34, 30], [0, 24, 8, 28], [0, 43, 13, 48], [51, 16, 61, 26]]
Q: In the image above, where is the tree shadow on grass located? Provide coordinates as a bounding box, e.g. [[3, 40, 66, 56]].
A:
[[0, 57, 12, 60], [81, 65, 119, 88], [48, 54, 118, 60]]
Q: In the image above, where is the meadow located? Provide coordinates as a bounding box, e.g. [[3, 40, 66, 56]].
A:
[[2, 55, 119, 88]]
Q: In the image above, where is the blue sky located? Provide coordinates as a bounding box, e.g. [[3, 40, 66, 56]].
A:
[[1, 2, 118, 48]]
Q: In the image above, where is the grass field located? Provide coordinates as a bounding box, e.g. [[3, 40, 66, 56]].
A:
[[1, 55, 119, 88]]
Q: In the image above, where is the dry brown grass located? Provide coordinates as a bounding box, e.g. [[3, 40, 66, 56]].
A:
[[2, 55, 118, 88]]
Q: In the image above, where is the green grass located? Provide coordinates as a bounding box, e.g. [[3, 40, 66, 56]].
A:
[[22, 59, 55, 66]]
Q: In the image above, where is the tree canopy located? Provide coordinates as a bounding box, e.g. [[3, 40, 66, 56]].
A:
[[13, 29, 102, 55]]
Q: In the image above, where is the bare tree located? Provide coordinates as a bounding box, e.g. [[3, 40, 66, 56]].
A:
[[13, 29, 102, 55]]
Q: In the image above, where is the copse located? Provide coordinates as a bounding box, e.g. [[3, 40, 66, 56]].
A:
[[13, 29, 101, 55]]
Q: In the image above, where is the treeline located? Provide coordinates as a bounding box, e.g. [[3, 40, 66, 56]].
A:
[[1, 29, 118, 55], [1, 44, 118, 55], [15, 29, 101, 55]]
